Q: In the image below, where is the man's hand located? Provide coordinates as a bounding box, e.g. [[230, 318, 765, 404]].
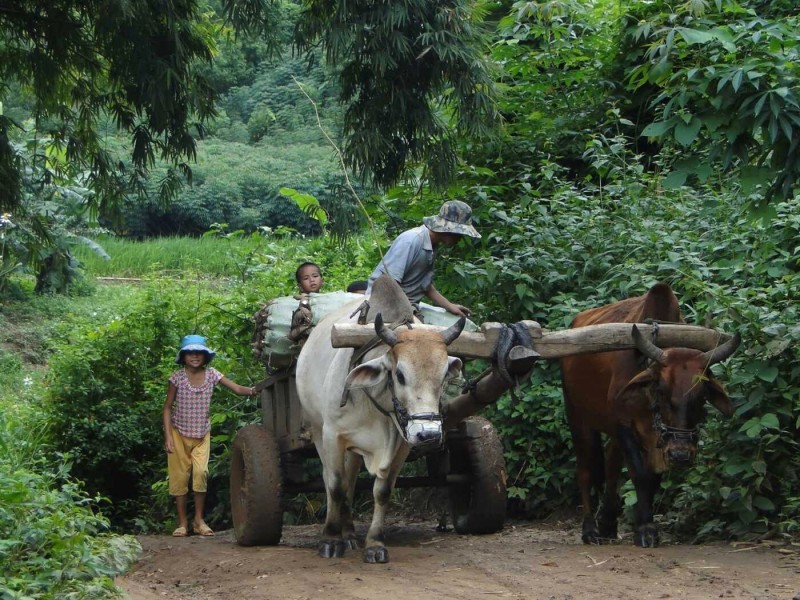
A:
[[447, 303, 471, 317], [426, 284, 471, 317]]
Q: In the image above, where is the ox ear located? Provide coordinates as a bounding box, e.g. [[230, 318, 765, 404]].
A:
[[344, 355, 389, 390], [614, 370, 656, 414], [445, 356, 463, 380], [706, 378, 734, 417]]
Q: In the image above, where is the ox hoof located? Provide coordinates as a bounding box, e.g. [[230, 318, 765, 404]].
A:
[[344, 536, 361, 550], [581, 521, 602, 545], [597, 521, 618, 541], [363, 545, 389, 564], [634, 525, 660, 548], [581, 531, 603, 545], [318, 539, 346, 558]]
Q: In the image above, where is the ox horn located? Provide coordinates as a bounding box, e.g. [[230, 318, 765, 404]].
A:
[[374, 313, 398, 347], [441, 315, 467, 346], [701, 332, 741, 365], [631, 324, 666, 365]]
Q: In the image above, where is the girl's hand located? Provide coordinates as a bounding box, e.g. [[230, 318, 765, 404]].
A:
[[165, 436, 174, 454]]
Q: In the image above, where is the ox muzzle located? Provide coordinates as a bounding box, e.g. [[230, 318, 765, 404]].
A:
[[368, 377, 445, 454], [653, 410, 698, 467], [403, 412, 444, 452]]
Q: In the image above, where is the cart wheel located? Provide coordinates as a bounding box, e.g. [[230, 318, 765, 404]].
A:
[[447, 416, 507, 534], [230, 424, 283, 546]]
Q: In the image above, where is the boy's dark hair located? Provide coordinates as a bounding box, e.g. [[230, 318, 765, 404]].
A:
[[295, 261, 321, 282], [346, 280, 368, 293]]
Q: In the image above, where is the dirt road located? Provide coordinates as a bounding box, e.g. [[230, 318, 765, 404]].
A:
[[117, 517, 799, 600]]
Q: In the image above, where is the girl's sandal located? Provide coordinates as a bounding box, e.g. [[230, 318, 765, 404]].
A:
[[194, 522, 214, 537], [172, 526, 188, 537]]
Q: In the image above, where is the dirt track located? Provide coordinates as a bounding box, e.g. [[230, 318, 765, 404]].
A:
[[117, 517, 800, 600]]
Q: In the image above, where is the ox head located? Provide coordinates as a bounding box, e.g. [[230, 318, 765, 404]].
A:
[[344, 313, 466, 451], [618, 325, 741, 470]]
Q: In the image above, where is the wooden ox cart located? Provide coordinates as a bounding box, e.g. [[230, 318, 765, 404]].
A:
[[230, 316, 731, 547]]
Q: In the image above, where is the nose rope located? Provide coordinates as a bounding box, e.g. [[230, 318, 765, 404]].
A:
[[359, 376, 443, 444], [358, 377, 413, 440], [364, 384, 407, 440], [652, 404, 699, 448]]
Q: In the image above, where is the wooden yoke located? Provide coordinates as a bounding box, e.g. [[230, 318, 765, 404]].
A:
[[331, 321, 734, 359], [332, 320, 736, 430]]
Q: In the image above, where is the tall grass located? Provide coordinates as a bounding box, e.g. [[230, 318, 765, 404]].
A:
[[73, 235, 250, 277], [72, 232, 385, 294]]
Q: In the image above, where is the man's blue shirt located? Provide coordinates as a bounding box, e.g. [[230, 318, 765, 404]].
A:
[[367, 226, 434, 305]]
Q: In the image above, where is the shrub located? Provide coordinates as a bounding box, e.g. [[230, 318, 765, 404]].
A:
[[0, 458, 141, 599], [42, 272, 290, 530], [1, 374, 139, 598], [45, 288, 183, 529], [450, 168, 800, 538]]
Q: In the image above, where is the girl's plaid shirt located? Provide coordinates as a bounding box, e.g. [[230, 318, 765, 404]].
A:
[[169, 367, 223, 437]]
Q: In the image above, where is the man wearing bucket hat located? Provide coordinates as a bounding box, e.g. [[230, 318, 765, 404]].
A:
[[162, 334, 257, 537], [366, 200, 480, 317]]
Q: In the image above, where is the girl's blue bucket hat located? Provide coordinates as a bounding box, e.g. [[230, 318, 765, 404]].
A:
[[175, 334, 216, 364]]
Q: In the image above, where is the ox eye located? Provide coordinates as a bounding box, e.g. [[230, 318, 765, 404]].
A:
[[395, 370, 406, 386]]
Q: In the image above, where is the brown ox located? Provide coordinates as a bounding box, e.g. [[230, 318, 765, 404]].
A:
[[560, 283, 740, 547]]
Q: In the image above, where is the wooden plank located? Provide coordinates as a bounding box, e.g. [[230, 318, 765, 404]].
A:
[[274, 377, 290, 438], [330, 321, 733, 360]]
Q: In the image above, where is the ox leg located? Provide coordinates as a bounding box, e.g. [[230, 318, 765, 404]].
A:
[[571, 428, 604, 544], [317, 436, 352, 558], [618, 426, 661, 547], [597, 439, 623, 541], [341, 450, 363, 550], [631, 471, 661, 548], [363, 449, 408, 564]]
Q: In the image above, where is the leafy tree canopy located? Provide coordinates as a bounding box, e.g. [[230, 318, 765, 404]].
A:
[[0, 0, 283, 218], [617, 0, 800, 201], [0, 0, 499, 224], [295, 0, 500, 188]]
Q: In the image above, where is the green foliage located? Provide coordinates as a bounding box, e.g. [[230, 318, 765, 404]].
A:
[[0, 0, 283, 217], [44, 288, 187, 528], [44, 232, 379, 530], [484, 362, 574, 515], [487, 0, 624, 188], [280, 187, 329, 228], [218, 49, 341, 141], [295, 0, 499, 188], [0, 175, 108, 295], [622, 0, 800, 199], [117, 139, 338, 237], [1, 349, 140, 598], [0, 212, 23, 293], [0, 458, 141, 599]]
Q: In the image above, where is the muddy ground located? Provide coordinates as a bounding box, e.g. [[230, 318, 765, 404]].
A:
[[117, 516, 800, 600]]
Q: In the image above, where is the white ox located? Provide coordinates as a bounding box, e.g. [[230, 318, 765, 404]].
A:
[[296, 302, 466, 563]]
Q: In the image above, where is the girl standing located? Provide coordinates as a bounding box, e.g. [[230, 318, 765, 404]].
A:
[[162, 334, 256, 537]]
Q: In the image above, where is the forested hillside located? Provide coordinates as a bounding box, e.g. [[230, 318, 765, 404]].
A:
[[1, 0, 799, 596]]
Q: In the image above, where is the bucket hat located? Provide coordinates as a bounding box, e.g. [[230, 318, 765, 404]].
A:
[[422, 200, 481, 239], [175, 334, 216, 364]]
